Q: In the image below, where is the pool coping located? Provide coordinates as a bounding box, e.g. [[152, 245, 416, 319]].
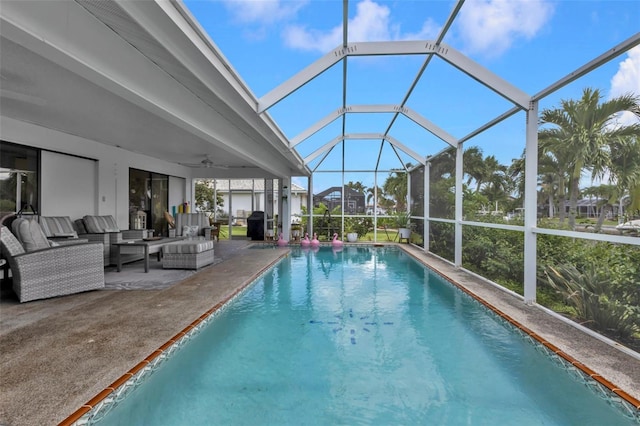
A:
[[60, 243, 640, 424]]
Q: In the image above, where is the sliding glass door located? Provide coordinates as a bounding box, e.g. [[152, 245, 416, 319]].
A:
[[129, 169, 168, 236]]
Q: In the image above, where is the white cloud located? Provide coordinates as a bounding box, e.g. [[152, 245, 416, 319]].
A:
[[457, 0, 554, 57], [610, 46, 640, 98], [283, 0, 440, 53], [222, 0, 307, 25], [283, 24, 342, 52], [609, 46, 640, 126]]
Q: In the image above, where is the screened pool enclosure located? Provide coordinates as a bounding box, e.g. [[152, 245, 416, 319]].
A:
[[187, 1, 640, 352]]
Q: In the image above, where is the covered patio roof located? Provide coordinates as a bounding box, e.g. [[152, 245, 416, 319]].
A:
[[0, 0, 306, 179]]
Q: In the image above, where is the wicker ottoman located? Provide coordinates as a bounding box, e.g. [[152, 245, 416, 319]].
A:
[[162, 240, 214, 269]]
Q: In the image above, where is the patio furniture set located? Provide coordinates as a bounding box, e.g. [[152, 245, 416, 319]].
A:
[[0, 212, 216, 303]]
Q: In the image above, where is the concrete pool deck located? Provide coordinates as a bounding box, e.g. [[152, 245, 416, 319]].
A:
[[0, 241, 638, 425]]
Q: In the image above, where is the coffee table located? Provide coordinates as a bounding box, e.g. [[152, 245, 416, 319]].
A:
[[114, 237, 185, 273]]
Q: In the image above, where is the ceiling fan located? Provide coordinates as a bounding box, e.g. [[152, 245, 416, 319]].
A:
[[180, 155, 229, 169], [0, 73, 47, 106]]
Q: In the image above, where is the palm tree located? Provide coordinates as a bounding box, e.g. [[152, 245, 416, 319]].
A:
[[582, 184, 619, 231], [464, 146, 486, 193], [539, 88, 640, 230], [383, 170, 408, 212], [507, 154, 525, 206], [429, 148, 456, 219], [609, 135, 640, 217], [479, 155, 510, 212]]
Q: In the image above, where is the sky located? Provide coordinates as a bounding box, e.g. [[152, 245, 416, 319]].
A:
[[183, 0, 640, 192]]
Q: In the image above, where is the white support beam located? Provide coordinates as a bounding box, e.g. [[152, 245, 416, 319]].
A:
[[523, 100, 538, 304], [459, 106, 521, 144], [454, 144, 463, 267], [273, 39, 530, 111], [407, 171, 412, 220], [384, 135, 426, 165], [346, 40, 442, 56], [291, 107, 344, 147], [303, 132, 425, 168], [303, 135, 344, 164], [258, 47, 346, 112], [424, 162, 430, 252], [534, 32, 640, 101], [259, 40, 447, 113], [437, 43, 530, 109], [402, 107, 458, 147], [292, 104, 458, 149]]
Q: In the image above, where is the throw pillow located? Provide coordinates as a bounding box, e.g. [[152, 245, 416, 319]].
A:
[[83, 215, 119, 233], [12, 219, 51, 252], [182, 225, 199, 237]]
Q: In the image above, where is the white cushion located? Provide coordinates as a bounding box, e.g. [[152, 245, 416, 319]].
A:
[[163, 240, 214, 254], [182, 225, 199, 237], [12, 219, 50, 252], [83, 215, 119, 233]]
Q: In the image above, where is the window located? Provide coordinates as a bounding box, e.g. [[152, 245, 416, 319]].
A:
[[0, 141, 39, 218]]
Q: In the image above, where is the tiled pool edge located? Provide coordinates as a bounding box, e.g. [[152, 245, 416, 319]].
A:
[[59, 249, 290, 426], [399, 245, 640, 422]]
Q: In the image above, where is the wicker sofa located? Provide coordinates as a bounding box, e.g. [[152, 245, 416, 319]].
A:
[[0, 222, 104, 303], [75, 215, 143, 266], [39, 216, 89, 245]]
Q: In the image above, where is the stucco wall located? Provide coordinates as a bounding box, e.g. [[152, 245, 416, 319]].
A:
[[1, 116, 192, 229]]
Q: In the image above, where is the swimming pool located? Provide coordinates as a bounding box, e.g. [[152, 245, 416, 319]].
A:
[[87, 246, 637, 425]]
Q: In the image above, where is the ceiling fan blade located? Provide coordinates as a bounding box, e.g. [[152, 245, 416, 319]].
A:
[[1, 88, 47, 106]]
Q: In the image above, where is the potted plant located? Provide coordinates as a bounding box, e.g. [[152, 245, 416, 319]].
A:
[[395, 211, 412, 241], [344, 221, 358, 242], [291, 223, 302, 241]]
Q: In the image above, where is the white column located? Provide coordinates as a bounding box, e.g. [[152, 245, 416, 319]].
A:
[[455, 144, 464, 267], [524, 100, 539, 304], [308, 175, 313, 237], [213, 179, 217, 221], [280, 178, 291, 240], [373, 172, 378, 242], [424, 163, 429, 252], [228, 180, 233, 238], [407, 171, 412, 214]]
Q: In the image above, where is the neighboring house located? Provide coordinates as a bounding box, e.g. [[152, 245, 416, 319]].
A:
[[313, 186, 366, 214], [198, 179, 307, 224], [560, 198, 621, 219]]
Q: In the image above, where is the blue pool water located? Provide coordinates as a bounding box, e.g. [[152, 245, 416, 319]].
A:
[[99, 246, 636, 425]]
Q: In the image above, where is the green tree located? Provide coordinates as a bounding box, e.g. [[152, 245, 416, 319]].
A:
[[194, 180, 224, 213], [479, 155, 511, 211], [582, 184, 618, 231], [429, 148, 456, 219], [539, 88, 640, 230], [609, 135, 640, 216], [463, 146, 486, 193], [383, 169, 409, 212], [345, 181, 366, 194]]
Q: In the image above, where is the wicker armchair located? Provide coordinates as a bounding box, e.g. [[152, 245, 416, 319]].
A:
[[0, 225, 104, 303]]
